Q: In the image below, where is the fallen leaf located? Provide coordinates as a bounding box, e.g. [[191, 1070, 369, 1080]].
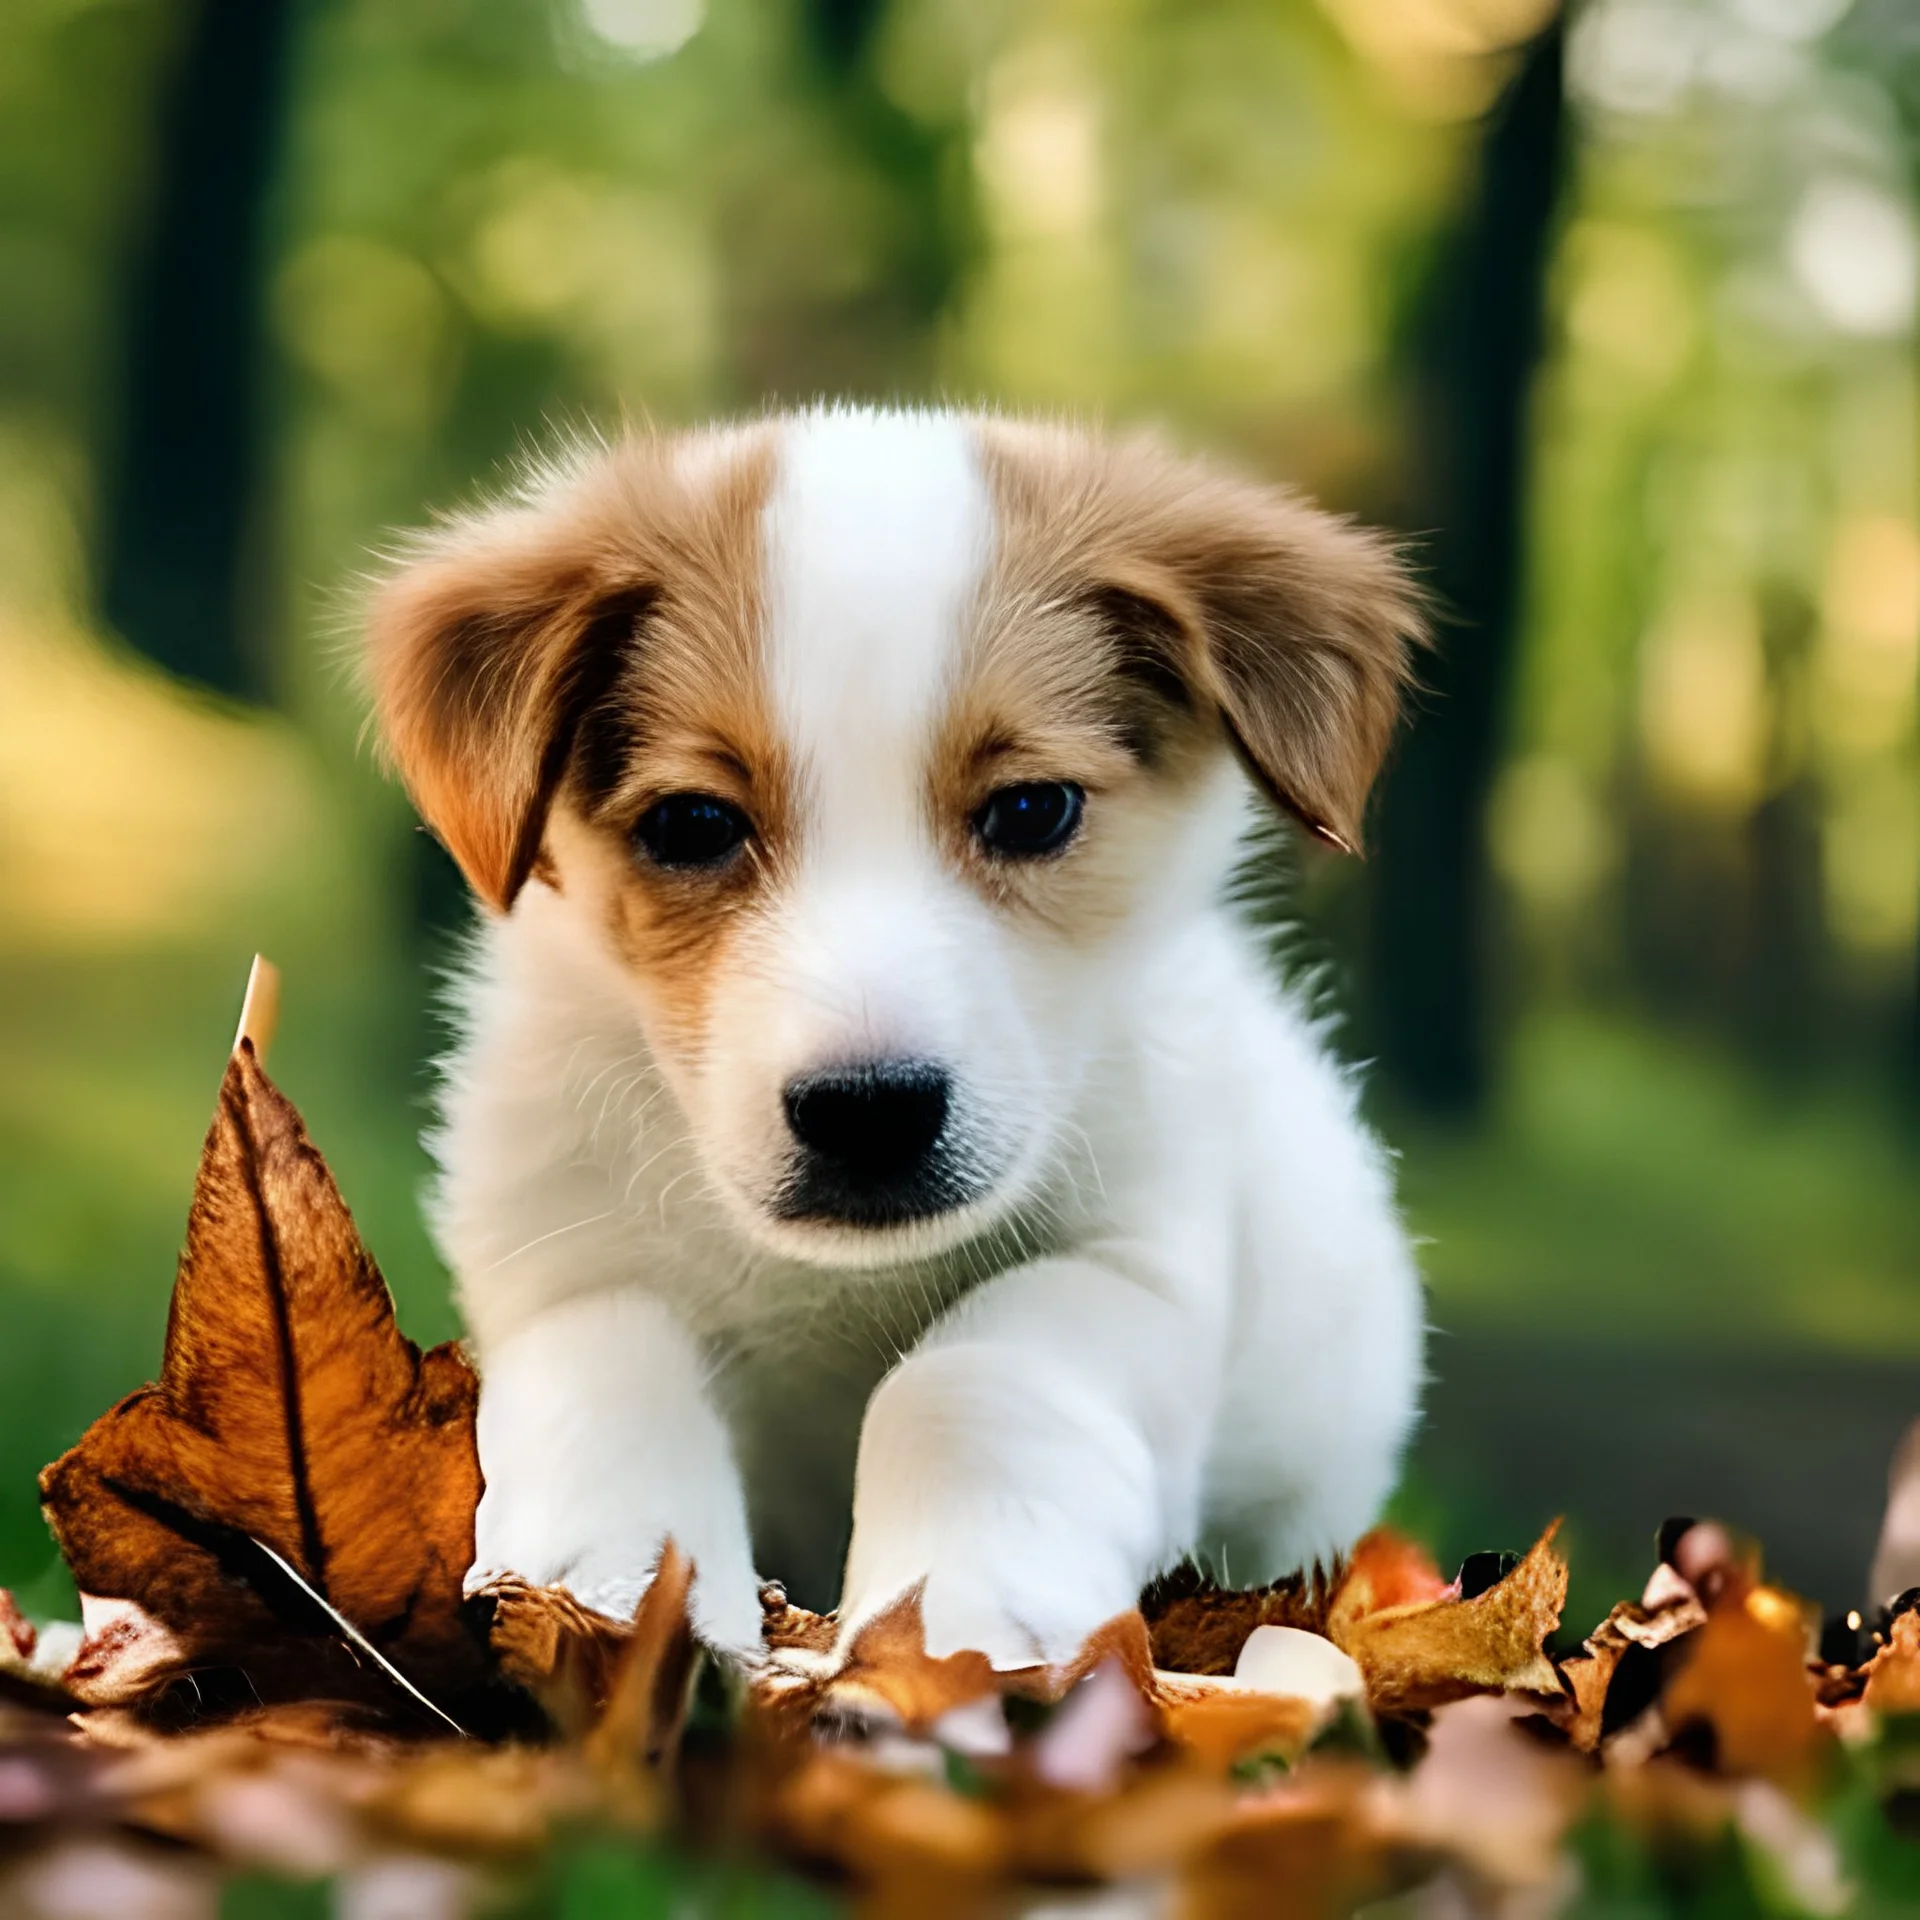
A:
[[1327, 1530, 1456, 1642], [775, 1589, 1000, 1735], [480, 1576, 636, 1741], [1154, 1672, 1324, 1771], [1331, 1522, 1568, 1714], [366, 1741, 590, 1858], [1661, 1587, 1823, 1788], [39, 1040, 487, 1724], [1014, 1755, 1238, 1884], [1549, 1583, 1707, 1753], [1180, 1763, 1379, 1920], [1368, 1695, 1586, 1890], [580, 1540, 700, 1814], [758, 1582, 837, 1659], [1861, 1607, 1920, 1716], [61, 1596, 190, 1709], [1143, 1561, 1338, 1677]]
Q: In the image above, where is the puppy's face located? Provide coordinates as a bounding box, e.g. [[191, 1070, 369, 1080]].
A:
[[367, 411, 1420, 1266]]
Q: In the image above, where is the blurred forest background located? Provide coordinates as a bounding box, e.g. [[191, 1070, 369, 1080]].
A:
[[2, 0, 1918, 1629]]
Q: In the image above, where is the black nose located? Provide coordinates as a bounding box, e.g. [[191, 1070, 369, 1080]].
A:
[[782, 1061, 951, 1190]]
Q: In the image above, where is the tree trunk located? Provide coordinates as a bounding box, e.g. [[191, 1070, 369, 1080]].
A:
[[1366, 22, 1569, 1117], [96, 0, 302, 699]]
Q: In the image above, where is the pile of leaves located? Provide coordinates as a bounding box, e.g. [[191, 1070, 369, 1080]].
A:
[[4, 975, 1920, 1918]]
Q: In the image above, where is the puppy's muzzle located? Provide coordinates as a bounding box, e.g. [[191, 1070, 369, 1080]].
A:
[[778, 1060, 971, 1226]]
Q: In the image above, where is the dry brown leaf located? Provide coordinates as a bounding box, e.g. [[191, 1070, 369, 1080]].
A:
[[1143, 1561, 1338, 1677], [1179, 1763, 1380, 1920], [1009, 1750, 1241, 1885], [365, 1742, 590, 1858], [778, 1589, 1000, 1734], [480, 1575, 636, 1740], [1037, 1607, 1161, 1702], [39, 1040, 486, 1724], [1325, 1529, 1455, 1647], [581, 1540, 700, 1812], [1861, 1607, 1920, 1715], [758, 1583, 837, 1659], [1332, 1522, 1568, 1714], [1155, 1675, 1323, 1770], [1661, 1587, 1823, 1788], [1549, 1584, 1708, 1753], [755, 1593, 1329, 1777], [772, 1744, 1013, 1908]]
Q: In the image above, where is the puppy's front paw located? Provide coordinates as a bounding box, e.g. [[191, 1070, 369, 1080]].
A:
[[841, 1519, 1140, 1672], [842, 1347, 1159, 1671]]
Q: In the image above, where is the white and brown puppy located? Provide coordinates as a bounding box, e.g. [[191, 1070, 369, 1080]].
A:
[[365, 405, 1426, 1667]]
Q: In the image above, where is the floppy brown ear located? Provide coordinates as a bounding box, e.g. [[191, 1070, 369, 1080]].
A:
[[363, 498, 655, 913], [1119, 478, 1425, 854], [978, 422, 1425, 853]]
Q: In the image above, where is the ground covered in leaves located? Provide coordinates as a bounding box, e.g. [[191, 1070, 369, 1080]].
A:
[[5, 986, 1920, 1917]]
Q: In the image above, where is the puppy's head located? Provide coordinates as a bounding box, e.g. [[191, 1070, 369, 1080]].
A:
[[366, 411, 1421, 1266]]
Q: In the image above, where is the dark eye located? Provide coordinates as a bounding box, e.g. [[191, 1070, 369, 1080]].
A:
[[632, 793, 751, 869], [973, 782, 1084, 859]]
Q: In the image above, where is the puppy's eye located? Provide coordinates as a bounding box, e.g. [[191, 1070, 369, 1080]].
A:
[[632, 793, 751, 869], [973, 782, 1084, 859]]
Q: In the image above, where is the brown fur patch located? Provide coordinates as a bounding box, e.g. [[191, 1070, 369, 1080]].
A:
[[365, 425, 785, 1050], [972, 420, 1425, 853], [930, 540, 1217, 944], [560, 439, 794, 1054]]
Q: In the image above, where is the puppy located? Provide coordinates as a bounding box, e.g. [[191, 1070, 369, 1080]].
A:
[[365, 406, 1425, 1667]]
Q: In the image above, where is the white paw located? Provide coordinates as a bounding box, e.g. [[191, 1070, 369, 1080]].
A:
[[842, 1346, 1159, 1671], [842, 1517, 1140, 1671]]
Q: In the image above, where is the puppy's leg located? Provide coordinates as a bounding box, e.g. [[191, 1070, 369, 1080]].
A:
[[1198, 998, 1424, 1588], [838, 1253, 1223, 1669], [467, 1288, 762, 1655]]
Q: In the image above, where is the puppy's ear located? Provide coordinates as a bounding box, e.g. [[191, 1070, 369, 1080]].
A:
[[364, 498, 655, 913], [1116, 476, 1425, 854]]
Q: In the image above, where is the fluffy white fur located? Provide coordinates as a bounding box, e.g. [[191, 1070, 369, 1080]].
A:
[[411, 408, 1425, 1667]]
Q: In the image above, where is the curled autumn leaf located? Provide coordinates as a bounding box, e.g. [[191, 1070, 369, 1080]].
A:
[[1662, 1586, 1824, 1788], [39, 1040, 489, 1726], [1330, 1522, 1568, 1714], [1550, 1562, 1708, 1754]]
